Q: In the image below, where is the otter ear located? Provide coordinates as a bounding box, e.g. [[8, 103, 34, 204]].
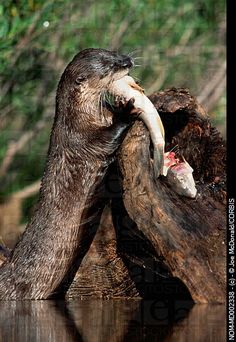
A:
[[75, 75, 86, 85], [74, 75, 87, 92]]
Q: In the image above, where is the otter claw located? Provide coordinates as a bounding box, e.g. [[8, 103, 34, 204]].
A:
[[125, 97, 135, 109]]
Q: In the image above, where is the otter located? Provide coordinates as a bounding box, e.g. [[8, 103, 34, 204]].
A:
[[0, 48, 137, 299]]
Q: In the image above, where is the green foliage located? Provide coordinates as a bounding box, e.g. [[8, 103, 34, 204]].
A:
[[0, 128, 49, 197], [0, 0, 226, 206], [21, 193, 39, 224]]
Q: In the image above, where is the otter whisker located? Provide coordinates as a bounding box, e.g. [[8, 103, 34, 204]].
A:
[[169, 144, 179, 153], [128, 49, 143, 58], [132, 56, 143, 59], [99, 93, 104, 121], [103, 91, 116, 111], [129, 74, 142, 84]]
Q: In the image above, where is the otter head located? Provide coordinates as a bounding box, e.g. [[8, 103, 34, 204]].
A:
[[72, 48, 134, 84], [56, 48, 134, 125]]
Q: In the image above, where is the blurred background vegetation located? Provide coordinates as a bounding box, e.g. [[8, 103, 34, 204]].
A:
[[0, 0, 226, 247]]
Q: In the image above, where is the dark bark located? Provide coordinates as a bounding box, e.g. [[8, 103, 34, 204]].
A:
[[66, 204, 139, 299]]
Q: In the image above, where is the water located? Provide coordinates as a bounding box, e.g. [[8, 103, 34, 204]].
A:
[[0, 300, 225, 342]]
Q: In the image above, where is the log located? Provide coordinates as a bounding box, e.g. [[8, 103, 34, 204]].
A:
[[117, 88, 226, 303], [66, 204, 139, 299]]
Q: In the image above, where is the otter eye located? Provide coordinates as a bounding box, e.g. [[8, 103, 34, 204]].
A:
[[112, 61, 118, 68]]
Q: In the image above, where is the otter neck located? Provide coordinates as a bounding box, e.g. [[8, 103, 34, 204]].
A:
[[0, 122, 112, 299], [74, 86, 113, 126]]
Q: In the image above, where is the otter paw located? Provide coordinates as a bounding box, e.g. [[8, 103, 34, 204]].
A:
[[113, 97, 141, 123]]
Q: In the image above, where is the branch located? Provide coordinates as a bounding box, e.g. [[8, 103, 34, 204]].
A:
[[197, 61, 226, 112], [0, 118, 48, 178], [13, 180, 41, 199]]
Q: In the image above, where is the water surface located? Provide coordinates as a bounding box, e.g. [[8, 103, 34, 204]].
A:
[[0, 300, 225, 342]]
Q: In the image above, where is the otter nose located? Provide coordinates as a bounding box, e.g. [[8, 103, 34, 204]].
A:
[[121, 57, 134, 68]]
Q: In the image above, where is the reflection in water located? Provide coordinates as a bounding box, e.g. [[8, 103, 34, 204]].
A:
[[0, 300, 225, 342]]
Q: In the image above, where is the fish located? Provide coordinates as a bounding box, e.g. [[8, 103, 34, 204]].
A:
[[109, 75, 197, 198], [164, 152, 197, 198], [110, 75, 165, 178]]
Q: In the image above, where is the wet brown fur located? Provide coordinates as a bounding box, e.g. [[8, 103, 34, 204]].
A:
[[0, 48, 134, 299]]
